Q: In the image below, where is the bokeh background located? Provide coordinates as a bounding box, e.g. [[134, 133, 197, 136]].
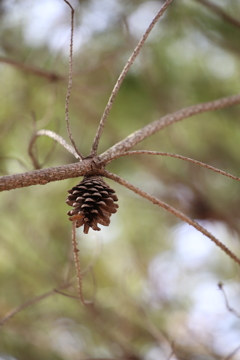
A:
[[1, 0, 240, 359]]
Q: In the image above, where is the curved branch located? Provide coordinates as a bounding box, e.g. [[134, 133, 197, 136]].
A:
[[102, 170, 240, 267], [102, 150, 240, 182], [100, 93, 240, 162], [90, 0, 173, 156], [28, 129, 80, 169]]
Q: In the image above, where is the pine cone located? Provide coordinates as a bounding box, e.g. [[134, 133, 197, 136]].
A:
[[66, 176, 119, 234]]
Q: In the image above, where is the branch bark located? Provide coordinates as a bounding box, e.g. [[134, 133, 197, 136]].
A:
[[0, 159, 93, 191]]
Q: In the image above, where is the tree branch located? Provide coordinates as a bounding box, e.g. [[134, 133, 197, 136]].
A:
[[0, 56, 63, 81], [90, 0, 173, 156], [0, 159, 94, 191], [102, 170, 240, 267], [218, 282, 240, 318], [28, 129, 80, 168], [1, 93, 240, 192], [100, 93, 240, 162], [0, 258, 95, 325], [64, 0, 84, 160], [0, 282, 72, 326], [71, 221, 93, 305], [195, 0, 240, 29], [2, 3, 239, 195]]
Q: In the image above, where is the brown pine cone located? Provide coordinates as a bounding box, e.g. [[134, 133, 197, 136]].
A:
[[66, 176, 118, 234]]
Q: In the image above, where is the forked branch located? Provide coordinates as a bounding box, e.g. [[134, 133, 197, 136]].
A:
[[1, 93, 240, 191], [102, 170, 240, 267], [0, 251, 97, 325], [90, 0, 173, 156]]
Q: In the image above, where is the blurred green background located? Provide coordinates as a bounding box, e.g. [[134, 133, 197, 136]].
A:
[[1, 0, 240, 359]]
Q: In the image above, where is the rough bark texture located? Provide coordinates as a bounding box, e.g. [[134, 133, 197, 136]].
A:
[[0, 159, 94, 191]]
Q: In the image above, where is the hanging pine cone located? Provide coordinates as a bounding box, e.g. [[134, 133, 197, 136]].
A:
[[66, 176, 119, 234]]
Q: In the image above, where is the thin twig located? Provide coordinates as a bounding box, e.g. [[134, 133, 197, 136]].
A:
[[0, 256, 97, 326], [71, 220, 84, 304], [195, 0, 240, 29], [102, 150, 240, 182], [218, 282, 240, 318], [63, 0, 84, 160], [100, 93, 240, 162], [90, 0, 173, 156], [0, 56, 63, 81], [102, 170, 240, 267], [136, 303, 175, 357], [28, 129, 80, 169], [0, 282, 72, 326], [54, 289, 80, 300], [71, 221, 93, 306], [58, 263, 97, 301]]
